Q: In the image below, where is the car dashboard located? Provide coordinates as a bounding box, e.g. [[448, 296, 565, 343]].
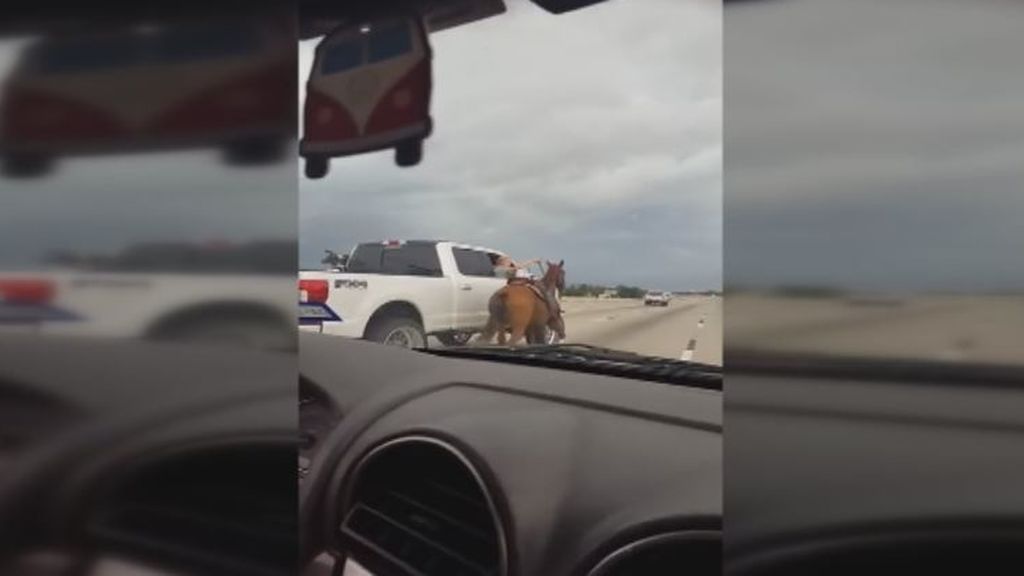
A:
[[298, 333, 722, 576], [0, 335, 298, 576], [725, 355, 1024, 575], [0, 333, 720, 576], [8, 335, 1019, 575]]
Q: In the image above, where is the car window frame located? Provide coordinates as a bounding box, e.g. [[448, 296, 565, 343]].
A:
[[378, 243, 443, 277], [452, 248, 498, 278]]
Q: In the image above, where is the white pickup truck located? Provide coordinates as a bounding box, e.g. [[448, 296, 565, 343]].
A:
[[298, 240, 509, 347], [0, 241, 295, 349]]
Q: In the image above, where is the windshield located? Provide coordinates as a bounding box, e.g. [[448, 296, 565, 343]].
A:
[[299, 1, 723, 368], [367, 21, 413, 63], [726, 0, 1024, 369], [317, 20, 413, 77], [320, 39, 362, 75]]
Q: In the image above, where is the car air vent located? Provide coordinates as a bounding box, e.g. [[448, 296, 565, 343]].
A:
[[589, 530, 721, 576], [340, 437, 506, 576], [88, 443, 297, 576]]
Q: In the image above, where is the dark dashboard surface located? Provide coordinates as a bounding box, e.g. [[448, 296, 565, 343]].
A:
[[7, 334, 1019, 574], [0, 333, 722, 576], [0, 335, 298, 576], [299, 333, 723, 575], [726, 361, 1024, 574]]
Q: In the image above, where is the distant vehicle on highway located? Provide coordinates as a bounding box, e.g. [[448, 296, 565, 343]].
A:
[[0, 20, 292, 177], [644, 290, 671, 307], [301, 15, 433, 178], [299, 240, 507, 347]]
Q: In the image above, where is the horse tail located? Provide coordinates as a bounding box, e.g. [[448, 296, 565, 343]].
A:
[[489, 289, 508, 324], [476, 289, 508, 345]]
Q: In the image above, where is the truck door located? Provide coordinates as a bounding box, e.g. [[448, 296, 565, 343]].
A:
[[377, 242, 455, 331], [451, 248, 504, 330]]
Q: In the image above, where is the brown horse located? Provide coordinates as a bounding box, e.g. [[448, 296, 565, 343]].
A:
[[478, 260, 565, 346]]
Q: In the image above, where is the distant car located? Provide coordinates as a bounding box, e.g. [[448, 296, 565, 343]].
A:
[[644, 290, 671, 306], [301, 15, 433, 178], [0, 21, 292, 177]]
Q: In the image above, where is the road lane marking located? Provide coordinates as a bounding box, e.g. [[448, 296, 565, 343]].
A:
[[681, 315, 706, 360], [681, 338, 697, 361]]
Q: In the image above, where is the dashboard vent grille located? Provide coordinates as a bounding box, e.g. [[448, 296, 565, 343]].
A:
[[340, 438, 504, 576], [88, 443, 297, 576]]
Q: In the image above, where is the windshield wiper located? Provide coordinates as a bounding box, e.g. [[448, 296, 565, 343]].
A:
[[423, 343, 721, 390]]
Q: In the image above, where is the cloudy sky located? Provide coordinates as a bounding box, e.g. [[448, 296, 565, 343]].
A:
[[726, 0, 1024, 293], [300, 0, 723, 291], [2, 0, 1021, 295]]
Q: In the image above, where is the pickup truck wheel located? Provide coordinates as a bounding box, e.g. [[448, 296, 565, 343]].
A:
[[366, 316, 426, 349]]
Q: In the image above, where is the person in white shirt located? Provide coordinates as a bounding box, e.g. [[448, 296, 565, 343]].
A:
[[493, 255, 541, 280]]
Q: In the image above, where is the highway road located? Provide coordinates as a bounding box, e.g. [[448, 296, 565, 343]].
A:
[[560, 296, 722, 365], [727, 292, 1024, 364], [427, 296, 722, 365]]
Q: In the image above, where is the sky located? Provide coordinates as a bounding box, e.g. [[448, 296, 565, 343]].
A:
[[299, 0, 723, 291], [7, 0, 1018, 293], [725, 0, 1024, 293]]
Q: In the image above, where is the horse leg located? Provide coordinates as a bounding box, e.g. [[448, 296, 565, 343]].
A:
[[477, 290, 508, 346], [476, 318, 496, 345], [525, 301, 551, 345], [508, 322, 528, 346], [550, 314, 566, 341]]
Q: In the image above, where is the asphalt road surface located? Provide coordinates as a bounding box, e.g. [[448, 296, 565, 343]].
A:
[[728, 292, 1024, 364], [560, 296, 722, 365]]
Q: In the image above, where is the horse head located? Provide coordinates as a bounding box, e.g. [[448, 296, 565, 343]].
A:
[[545, 259, 566, 292]]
